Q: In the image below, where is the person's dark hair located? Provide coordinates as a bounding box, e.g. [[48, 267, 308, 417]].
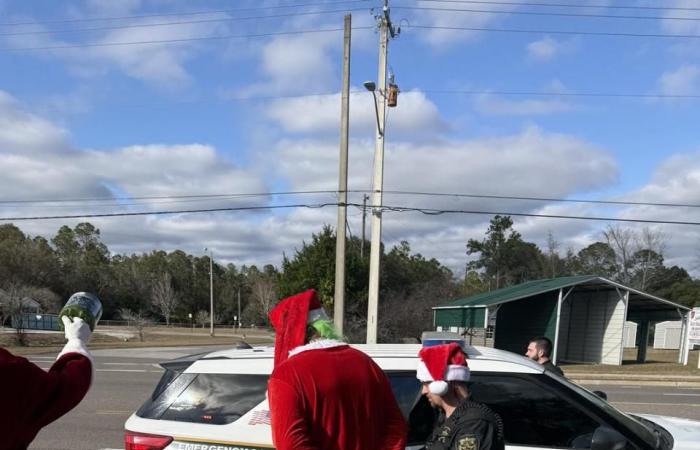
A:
[[530, 336, 553, 358]]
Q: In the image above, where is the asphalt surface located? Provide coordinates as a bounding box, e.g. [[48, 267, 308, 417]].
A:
[[24, 346, 700, 450]]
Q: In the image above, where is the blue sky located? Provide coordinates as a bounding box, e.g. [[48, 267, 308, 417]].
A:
[[1, 0, 700, 274]]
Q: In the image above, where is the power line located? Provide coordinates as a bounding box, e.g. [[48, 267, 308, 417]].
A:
[[413, 0, 700, 13], [379, 190, 700, 209], [365, 203, 700, 227], [3, 189, 700, 210], [0, 7, 370, 38], [395, 5, 700, 22], [422, 89, 700, 100], [409, 24, 700, 39], [0, 26, 372, 52], [0, 0, 370, 27], [0, 203, 336, 221], [3, 200, 700, 227]]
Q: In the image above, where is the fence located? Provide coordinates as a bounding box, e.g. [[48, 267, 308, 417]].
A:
[[12, 313, 60, 331]]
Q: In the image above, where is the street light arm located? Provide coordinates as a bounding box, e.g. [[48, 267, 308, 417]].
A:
[[371, 91, 383, 137]]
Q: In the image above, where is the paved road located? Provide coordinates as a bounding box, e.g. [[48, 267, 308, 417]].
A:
[[582, 384, 700, 422], [25, 346, 700, 450]]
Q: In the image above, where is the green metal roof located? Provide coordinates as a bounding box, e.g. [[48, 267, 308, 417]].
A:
[[435, 275, 599, 309]]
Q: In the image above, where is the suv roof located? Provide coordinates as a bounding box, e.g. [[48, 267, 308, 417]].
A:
[[169, 343, 545, 375]]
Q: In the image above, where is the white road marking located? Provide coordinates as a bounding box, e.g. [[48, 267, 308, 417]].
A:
[[614, 401, 700, 407], [663, 393, 700, 397], [103, 362, 159, 366]]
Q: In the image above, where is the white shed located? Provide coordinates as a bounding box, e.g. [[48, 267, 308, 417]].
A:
[[623, 321, 638, 348], [653, 321, 683, 349]]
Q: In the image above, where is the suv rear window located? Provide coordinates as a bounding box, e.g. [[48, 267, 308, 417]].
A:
[[137, 370, 268, 425]]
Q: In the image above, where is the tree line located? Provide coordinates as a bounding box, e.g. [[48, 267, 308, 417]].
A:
[[0, 217, 698, 343]]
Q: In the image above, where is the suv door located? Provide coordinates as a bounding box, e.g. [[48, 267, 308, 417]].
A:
[[388, 371, 646, 450]]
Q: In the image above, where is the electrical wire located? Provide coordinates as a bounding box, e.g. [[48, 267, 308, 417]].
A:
[[413, 0, 700, 13], [0, 0, 371, 27], [0, 203, 336, 221], [3, 201, 700, 227], [408, 24, 700, 39], [421, 89, 700, 100], [0, 26, 373, 52], [394, 5, 700, 22], [3, 189, 700, 209], [0, 7, 370, 38]]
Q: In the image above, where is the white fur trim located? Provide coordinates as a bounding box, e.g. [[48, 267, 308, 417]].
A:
[[416, 362, 470, 384], [307, 307, 328, 324], [444, 364, 470, 383], [56, 339, 94, 387], [288, 339, 346, 358], [416, 360, 433, 382], [429, 380, 449, 395], [57, 339, 92, 362]]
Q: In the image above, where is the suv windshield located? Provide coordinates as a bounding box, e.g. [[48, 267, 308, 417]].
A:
[[553, 373, 659, 448]]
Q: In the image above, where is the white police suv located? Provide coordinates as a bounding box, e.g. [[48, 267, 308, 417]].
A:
[[124, 344, 700, 450]]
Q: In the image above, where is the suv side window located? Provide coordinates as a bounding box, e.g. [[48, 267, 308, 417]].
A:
[[469, 373, 602, 448], [387, 372, 437, 445]]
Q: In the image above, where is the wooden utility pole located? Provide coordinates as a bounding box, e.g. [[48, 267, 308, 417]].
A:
[[334, 14, 351, 336], [366, 0, 397, 344]]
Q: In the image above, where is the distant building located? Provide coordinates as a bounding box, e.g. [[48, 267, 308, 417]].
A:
[[433, 275, 693, 366]]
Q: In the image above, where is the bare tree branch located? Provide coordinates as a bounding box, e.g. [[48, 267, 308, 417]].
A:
[[151, 272, 179, 326]]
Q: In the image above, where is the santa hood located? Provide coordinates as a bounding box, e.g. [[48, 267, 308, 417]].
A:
[[269, 289, 328, 369]]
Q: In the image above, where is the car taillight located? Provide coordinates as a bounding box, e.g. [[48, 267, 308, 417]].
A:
[[124, 430, 173, 450]]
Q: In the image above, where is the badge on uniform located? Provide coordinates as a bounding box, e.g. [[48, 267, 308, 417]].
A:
[[457, 434, 478, 450]]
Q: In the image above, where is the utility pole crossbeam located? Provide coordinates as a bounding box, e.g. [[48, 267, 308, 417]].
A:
[[334, 14, 352, 337], [366, 0, 397, 344]]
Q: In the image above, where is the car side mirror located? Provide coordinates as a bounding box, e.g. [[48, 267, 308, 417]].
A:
[[591, 426, 627, 450], [593, 390, 608, 400]]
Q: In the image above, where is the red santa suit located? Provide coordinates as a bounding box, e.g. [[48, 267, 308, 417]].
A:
[[267, 290, 408, 450], [0, 316, 93, 450]]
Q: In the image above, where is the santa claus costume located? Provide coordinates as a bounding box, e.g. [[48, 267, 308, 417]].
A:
[[1, 316, 93, 450], [267, 289, 408, 450]]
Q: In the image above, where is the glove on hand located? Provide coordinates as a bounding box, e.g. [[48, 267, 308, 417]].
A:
[[62, 316, 92, 343]]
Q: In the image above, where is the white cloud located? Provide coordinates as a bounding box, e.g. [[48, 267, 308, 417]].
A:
[[265, 89, 446, 135], [0, 90, 625, 274], [257, 126, 619, 272], [658, 64, 700, 96], [474, 93, 573, 115], [0, 8, 232, 88], [526, 36, 575, 62]]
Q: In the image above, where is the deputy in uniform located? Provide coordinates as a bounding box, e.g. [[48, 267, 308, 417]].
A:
[[417, 343, 504, 450]]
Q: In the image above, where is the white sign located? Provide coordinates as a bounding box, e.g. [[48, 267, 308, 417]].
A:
[[690, 308, 700, 341]]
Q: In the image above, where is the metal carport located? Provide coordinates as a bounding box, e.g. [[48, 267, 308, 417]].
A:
[[432, 275, 693, 366]]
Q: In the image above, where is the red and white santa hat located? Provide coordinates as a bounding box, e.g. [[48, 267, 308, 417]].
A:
[[416, 342, 470, 396], [268, 289, 328, 369]]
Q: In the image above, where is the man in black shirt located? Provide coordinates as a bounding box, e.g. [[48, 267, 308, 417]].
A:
[[417, 343, 505, 450], [525, 336, 564, 376]]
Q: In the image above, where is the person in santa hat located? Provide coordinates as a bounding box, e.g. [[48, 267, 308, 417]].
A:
[[1, 315, 94, 450], [267, 289, 408, 450], [417, 342, 504, 450]]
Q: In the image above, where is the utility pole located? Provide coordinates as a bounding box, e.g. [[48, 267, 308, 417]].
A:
[[361, 194, 368, 258], [366, 0, 397, 344], [334, 14, 351, 337], [237, 287, 241, 329], [205, 248, 214, 337]]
